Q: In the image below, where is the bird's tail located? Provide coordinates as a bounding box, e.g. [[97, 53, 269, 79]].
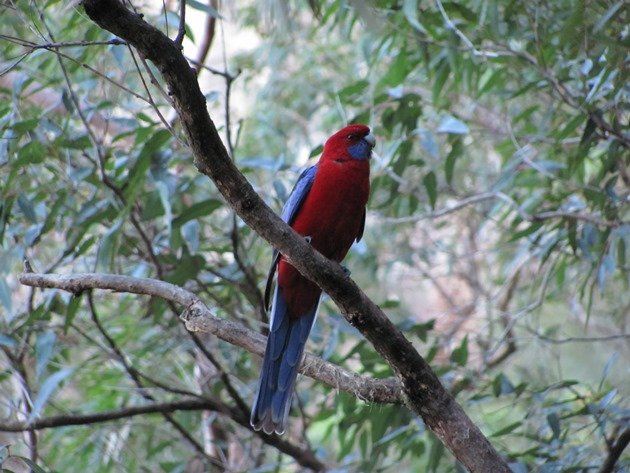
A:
[[250, 288, 318, 435]]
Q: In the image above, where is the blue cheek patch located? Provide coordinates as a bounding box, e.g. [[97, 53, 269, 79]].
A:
[[348, 140, 371, 160]]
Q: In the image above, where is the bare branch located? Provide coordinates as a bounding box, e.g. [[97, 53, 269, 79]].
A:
[[18, 271, 403, 405], [524, 329, 630, 345], [383, 190, 626, 228], [434, 0, 502, 58], [174, 0, 186, 47], [192, 0, 218, 77], [0, 398, 327, 471], [0, 399, 219, 432], [599, 427, 630, 473]]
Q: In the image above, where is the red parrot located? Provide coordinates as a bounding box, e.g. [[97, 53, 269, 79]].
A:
[[250, 124, 374, 435]]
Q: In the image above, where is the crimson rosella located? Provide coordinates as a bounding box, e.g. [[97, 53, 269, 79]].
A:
[[250, 124, 374, 435]]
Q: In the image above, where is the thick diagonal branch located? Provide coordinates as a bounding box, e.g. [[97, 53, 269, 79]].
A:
[[78, 1, 510, 470]]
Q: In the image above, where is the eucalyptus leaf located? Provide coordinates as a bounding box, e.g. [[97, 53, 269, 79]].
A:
[[29, 368, 74, 422]]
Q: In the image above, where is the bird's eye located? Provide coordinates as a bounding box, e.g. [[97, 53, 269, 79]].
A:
[[346, 133, 356, 141]]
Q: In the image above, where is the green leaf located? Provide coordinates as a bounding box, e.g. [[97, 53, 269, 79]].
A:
[[0, 334, 18, 348], [593, 0, 624, 32], [380, 49, 412, 87], [444, 138, 462, 185], [359, 427, 370, 458], [187, 0, 222, 17], [547, 413, 560, 439], [492, 373, 515, 397], [64, 295, 82, 333], [338, 80, 369, 100], [450, 335, 468, 366], [40, 189, 67, 236], [443, 1, 477, 21], [11, 457, 49, 473], [509, 222, 543, 241], [432, 60, 450, 104], [181, 220, 200, 253], [558, 0, 585, 47], [403, 0, 426, 33], [423, 171, 437, 209], [16, 141, 46, 167], [11, 118, 39, 133], [0, 197, 15, 244], [490, 421, 522, 437], [29, 368, 74, 421], [156, 180, 172, 238], [477, 69, 504, 97], [97, 219, 123, 270], [427, 435, 445, 472], [172, 199, 222, 227], [555, 114, 585, 141], [35, 330, 56, 379], [124, 129, 172, 202], [0, 279, 12, 320], [17, 193, 37, 223], [308, 144, 324, 159], [437, 116, 469, 135], [570, 117, 597, 173]]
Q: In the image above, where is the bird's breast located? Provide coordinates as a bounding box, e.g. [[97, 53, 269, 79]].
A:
[[291, 160, 369, 261]]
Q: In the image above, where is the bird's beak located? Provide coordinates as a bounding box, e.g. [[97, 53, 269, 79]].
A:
[[364, 131, 376, 148]]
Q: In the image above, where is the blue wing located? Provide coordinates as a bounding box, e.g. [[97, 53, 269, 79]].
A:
[[264, 165, 318, 309], [280, 165, 318, 225]]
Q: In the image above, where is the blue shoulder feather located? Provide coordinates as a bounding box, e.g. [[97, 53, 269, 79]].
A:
[[281, 165, 318, 224]]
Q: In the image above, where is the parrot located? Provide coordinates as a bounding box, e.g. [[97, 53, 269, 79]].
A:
[[250, 124, 374, 435]]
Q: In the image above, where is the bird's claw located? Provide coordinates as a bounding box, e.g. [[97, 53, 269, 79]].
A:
[[341, 265, 351, 276]]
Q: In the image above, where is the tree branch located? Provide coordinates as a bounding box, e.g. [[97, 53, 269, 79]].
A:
[[0, 398, 326, 471], [18, 271, 402, 405], [193, 0, 218, 77], [599, 427, 630, 473], [75, 1, 511, 470], [0, 399, 218, 432]]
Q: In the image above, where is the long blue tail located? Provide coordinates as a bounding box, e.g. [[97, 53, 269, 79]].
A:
[[250, 287, 318, 434]]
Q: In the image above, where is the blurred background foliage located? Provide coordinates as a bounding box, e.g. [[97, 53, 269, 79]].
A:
[[1, 0, 629, 471]]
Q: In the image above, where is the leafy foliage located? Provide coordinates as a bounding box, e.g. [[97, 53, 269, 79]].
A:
[[1, 0, 628, 471]]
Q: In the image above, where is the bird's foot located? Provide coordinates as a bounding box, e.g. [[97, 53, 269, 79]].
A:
[[304, 236, 312, 244]]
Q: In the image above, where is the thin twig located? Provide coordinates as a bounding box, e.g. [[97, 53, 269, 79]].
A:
[[0, 399, 219, 432], [0, 397, 326, 471], [174, 0, 186, 47], [434, 0, 502, 58], [192, 0, 218, 77], [523, 328, 630, 345], [382, 190, 626, 228]]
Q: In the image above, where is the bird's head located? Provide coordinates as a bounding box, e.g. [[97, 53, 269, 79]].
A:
[[322, 124, 375, 163]]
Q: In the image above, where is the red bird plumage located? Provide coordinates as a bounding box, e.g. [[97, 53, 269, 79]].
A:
[[251, 124, 374, 434]]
